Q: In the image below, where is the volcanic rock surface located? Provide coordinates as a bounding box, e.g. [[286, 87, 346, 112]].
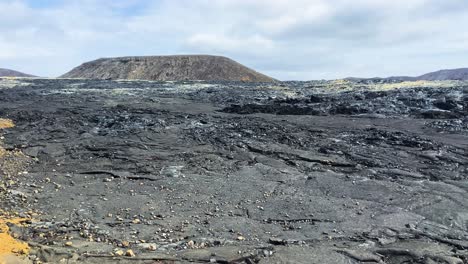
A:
[[0, 68, 35, 77], [0, 78, 467, 263], [60, 55, 276, 82]]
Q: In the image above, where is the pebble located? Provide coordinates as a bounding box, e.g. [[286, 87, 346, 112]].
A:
[[187, 240, 195, 248], [121, 241, 130, 247], [125, 249, 136, 257], [160, 165, 184, 178], [148, 244, 157, 251], [114, 249, 124, 256]]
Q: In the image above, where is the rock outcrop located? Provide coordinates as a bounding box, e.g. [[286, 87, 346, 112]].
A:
[[61, 55, 276, 82]]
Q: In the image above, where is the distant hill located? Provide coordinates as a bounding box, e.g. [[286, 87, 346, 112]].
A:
[[0, 68, 35, 77], [61, 55, 276, 82], [417, 68, 468, 81], [346, 68, 468, 82], [345, 76, 415, 82]]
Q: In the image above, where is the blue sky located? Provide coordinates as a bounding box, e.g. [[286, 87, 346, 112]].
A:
[[1, 0, 468, 80]]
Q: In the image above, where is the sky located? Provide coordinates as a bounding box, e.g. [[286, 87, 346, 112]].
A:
[[1, 0, 468, 80]]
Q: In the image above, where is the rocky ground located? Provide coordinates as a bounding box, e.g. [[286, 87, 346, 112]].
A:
[[0, 78, 467, 264]]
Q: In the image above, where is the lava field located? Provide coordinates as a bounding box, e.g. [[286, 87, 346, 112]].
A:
[[0, 78, 467, 264]]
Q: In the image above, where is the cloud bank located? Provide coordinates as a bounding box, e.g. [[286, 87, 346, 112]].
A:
[[1, 0, 468, 80]]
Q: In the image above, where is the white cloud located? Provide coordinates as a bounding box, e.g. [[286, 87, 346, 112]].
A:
[[1, 0, 468, 79], [186, 34, 275, 56]]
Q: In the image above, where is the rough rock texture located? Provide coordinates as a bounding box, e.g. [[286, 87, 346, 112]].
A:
[[0, 78, 467, 263], [0, 68, 35, 77], [60, 55, 276, 82]]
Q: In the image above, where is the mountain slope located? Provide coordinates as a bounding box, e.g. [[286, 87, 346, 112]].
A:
[[347, 68, 468, 82], [417, 68, 468, 81], [0, 68, 35, 77], [61, 55, 276, 82]]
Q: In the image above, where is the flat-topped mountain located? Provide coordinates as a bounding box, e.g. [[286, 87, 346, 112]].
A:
[[61, 55, 276, 82], [0, 68, 35, 77]]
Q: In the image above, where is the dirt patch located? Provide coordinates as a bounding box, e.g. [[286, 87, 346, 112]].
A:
[[0, 216, 30, 263], [0, 118, 31, 177], [0, 119, 32, 264], [0, 149, 30, 177], [0, 119, 14, 129]]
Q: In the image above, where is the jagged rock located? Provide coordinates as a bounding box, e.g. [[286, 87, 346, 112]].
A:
[[1, 78, 467, 264]]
